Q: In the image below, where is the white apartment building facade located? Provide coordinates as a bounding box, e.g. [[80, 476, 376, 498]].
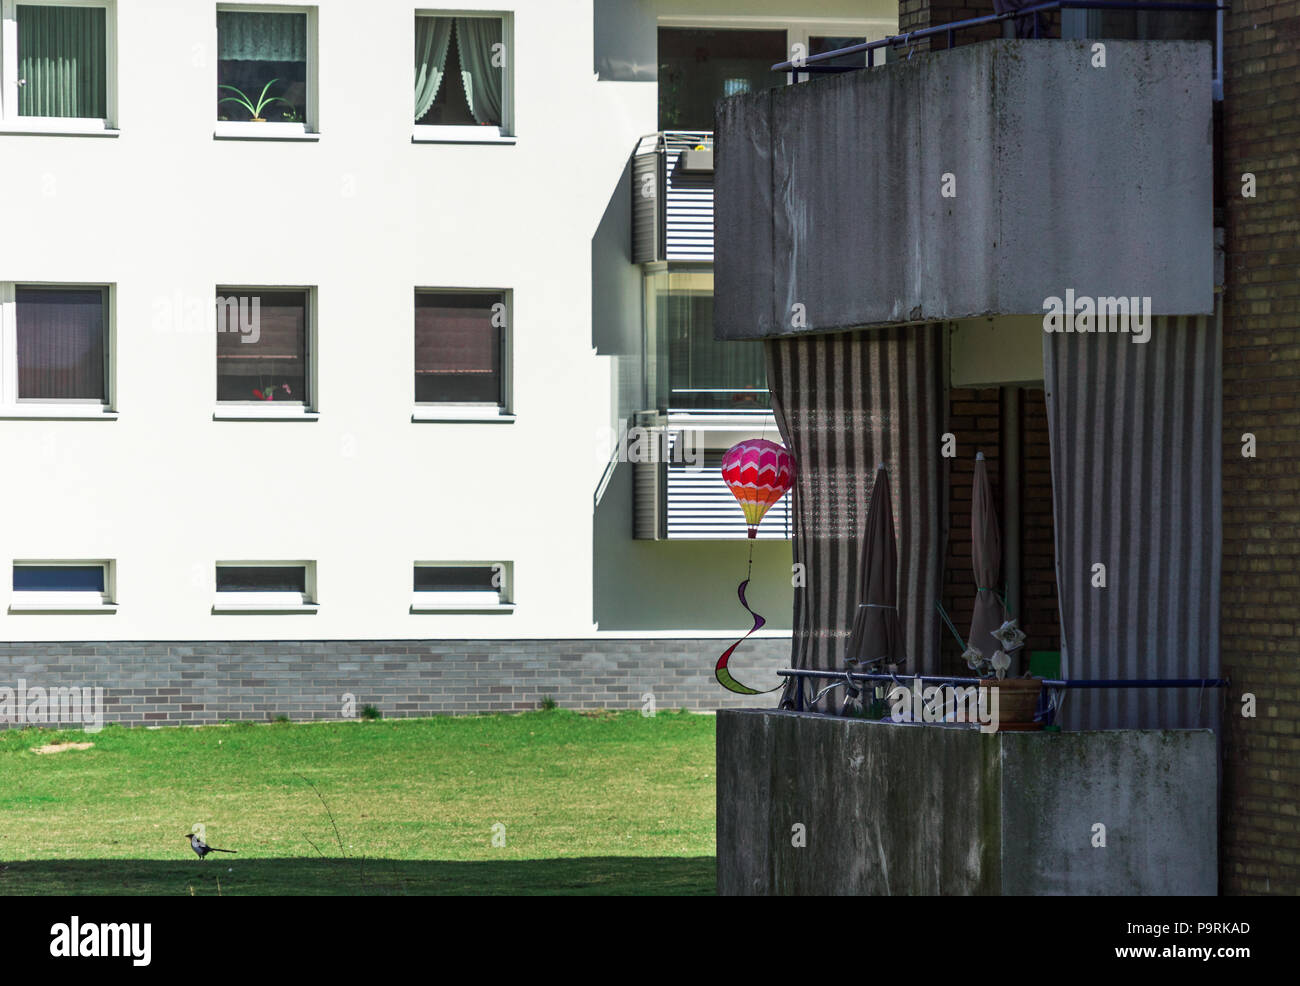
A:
[[0, 0, 894, 721]]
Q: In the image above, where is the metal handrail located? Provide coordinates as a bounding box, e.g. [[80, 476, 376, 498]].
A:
[[772, 1, 1227, 99], [777, 668, 1229, 687], [775, 667, 1229, 717]]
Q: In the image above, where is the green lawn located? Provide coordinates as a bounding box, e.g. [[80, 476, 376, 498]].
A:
[[0, 709, 717, 895]]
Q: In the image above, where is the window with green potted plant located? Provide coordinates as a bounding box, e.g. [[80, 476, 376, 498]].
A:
[[216, 9, 309, 131]]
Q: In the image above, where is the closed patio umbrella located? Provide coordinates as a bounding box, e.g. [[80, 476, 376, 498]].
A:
[[846, 464, 902, 693], [969, 452, 1005, 666]]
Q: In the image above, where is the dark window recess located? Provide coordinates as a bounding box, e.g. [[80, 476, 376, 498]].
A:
[[13, 565, 105, 592], [414, 292, 504, 404], [216, 566, 307, 593], [15, 286, 107, 401], [658, 27, 787, 131], [413, 566, 498, 593], [216, 10, 307, 123], [216, 289, 308, 403], [809, 36, 867, 68]]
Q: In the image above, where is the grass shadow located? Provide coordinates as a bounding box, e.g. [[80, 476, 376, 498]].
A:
[[0, 856, 716, 896]]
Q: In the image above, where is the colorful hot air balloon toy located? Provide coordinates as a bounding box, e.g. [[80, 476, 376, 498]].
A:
[[715, 439, 795, 694], [721, 440, 795, 539]]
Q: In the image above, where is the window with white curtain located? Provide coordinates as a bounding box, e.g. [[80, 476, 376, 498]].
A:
[[413, 11, 512, 140], [0, 0, 116, 131]]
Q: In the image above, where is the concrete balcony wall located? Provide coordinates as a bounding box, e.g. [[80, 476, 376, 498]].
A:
[[714, 40, 1214, 341], [717, 709, 1218, 895]]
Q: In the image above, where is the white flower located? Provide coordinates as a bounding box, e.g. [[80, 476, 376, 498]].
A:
[[993, 619, 1027, 653], [961, 646, 985, 672], [991, 650, 1012, 679]]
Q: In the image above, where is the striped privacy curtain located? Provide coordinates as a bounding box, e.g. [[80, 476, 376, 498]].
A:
[[17, 4, 107, 118], [1044, 313, 1222, 730], [765, 325, 947, 709]]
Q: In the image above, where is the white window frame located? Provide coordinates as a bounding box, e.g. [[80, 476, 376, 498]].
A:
[[410, 561, 513, 613], [214, 2, 319, 141], [656, 14, 896, 88], [212, 560, 317, 613], [0, 0, 117, 135], [212, 284, 318, 420], [411, 286, 514, 423], [0, 281, 116, 418], [9, 559, 116, 613], [411, 9, 514, 144]]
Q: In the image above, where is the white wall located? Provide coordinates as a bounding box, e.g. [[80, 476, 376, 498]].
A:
[[0, 0, 893, 641]]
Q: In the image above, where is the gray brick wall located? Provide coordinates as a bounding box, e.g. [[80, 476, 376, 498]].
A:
[[0, 638, 792, 727]]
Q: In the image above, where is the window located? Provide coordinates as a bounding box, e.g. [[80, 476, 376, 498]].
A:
[[414, 290, 509, 417], [213, 561, 316, 611], [658, 27, 787, 130], [413, 12, 512, 139], [411, 563, 512, 611], [215, 288, 312, 411], [0, 283, 113, 414], [643, 269, 768, 413], [808, 35, 867, 68], [10, 561, 115, 611], [1, 1, 115, 131], [216, 5, 315, 136]]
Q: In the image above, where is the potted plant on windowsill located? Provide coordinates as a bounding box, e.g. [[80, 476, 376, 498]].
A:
[[219, 79, 293, 123], [964, 619, 1043, 732]]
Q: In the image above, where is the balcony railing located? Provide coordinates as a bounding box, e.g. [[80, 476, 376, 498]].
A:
[[773, 1, 1227, 99]]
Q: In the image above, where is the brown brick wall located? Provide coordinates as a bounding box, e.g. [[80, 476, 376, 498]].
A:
[[941, 386, 1059, 676], [1020, 388, 1061, 660], [898, 1, 1058, 53], [1219, 1, 1300, 897]]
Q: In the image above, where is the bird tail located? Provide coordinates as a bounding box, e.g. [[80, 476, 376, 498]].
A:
[[211, 847, 237, 853]]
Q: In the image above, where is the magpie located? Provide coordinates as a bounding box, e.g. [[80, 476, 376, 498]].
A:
[[186, 833, 237, 860]]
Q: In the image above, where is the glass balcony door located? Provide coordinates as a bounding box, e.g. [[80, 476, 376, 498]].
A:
[[644, 268, 769, 414]]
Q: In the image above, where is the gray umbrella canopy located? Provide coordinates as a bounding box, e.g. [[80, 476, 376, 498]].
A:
[[846, 464, 901, 672], [968, 452, 1005, 662]]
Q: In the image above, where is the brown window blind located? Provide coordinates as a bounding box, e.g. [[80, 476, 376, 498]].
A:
[[15, 286, 107, 401], [216, 289, 308, 403], [414, 291, 503, 404]]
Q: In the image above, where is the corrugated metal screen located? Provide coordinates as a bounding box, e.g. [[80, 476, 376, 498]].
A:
[[765, 325, 948, 707], [631, 150, 662, 264], [633, 458, 664, 540], [1044, 313, 1222, 730]]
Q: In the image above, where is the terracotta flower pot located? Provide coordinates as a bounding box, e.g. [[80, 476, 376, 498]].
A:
[[978, 676, 1044, 732]]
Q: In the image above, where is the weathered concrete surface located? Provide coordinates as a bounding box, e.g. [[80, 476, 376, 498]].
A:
[[999, 730, 1218, 895], [717, 709, 1217, 895], [714, 40, 1214, 341]]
